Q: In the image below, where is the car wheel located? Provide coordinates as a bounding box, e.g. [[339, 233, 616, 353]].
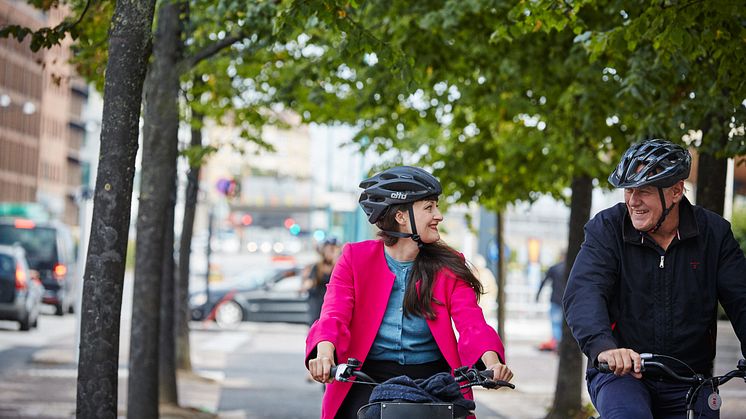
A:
[[19, 313, 31, 331], [54, 303, 64, 316], [215, 300, 243, 328]]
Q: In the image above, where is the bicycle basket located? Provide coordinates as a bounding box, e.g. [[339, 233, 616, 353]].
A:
[[357, 401, 471, 419]]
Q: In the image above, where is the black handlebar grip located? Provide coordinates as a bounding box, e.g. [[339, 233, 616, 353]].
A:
[[494, 380, 516, 389], [598, 362, 612, 373], [478, 369, 516, 389]]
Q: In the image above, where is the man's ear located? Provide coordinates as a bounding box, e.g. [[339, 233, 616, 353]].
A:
[[672, 181, 685, 201]]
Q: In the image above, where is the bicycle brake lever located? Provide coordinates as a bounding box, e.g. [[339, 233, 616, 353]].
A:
[[334, 364, 352, 382]]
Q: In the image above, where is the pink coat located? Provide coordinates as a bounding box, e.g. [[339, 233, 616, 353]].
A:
[[305, 240, 505, 419]]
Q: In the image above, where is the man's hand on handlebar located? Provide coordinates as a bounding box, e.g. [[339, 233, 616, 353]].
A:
[[598, 348, 642, 379], [309, 341, 336, 384]]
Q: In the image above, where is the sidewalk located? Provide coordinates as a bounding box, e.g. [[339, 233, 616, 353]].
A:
[[0, 332, 223, 419]]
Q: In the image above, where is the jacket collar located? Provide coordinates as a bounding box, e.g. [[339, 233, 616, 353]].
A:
[[623, 196, 699, 244], [375, 240, 397, 282]]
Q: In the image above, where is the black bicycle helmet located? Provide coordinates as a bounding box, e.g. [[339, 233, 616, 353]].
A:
[[358, 166, 442, 224], [609, 139, 691, 233], [608, 139, 691, 189], [359, 166, 442, 247]]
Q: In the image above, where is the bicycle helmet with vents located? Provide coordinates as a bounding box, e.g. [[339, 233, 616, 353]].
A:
[[358, 166, 442, 247], [609, 139, 691, 189], [358, 166, 442, 224], [609, 139, 691, 233]]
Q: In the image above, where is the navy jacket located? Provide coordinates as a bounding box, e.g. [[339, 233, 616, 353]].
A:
[[563, 197, 746, 374]]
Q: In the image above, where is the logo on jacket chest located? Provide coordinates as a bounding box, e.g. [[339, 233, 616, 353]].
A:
[[690, 261, 700, 270]]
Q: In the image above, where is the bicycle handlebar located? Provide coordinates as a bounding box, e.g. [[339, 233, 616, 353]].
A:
[[329, 358, 515, 390], [598, 359, 700, 383], [453, 365, 515, 389], [597, 354, 746, 418], [330, 363, 377, 385]]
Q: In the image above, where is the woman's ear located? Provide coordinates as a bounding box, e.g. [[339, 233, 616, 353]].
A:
[[394, 209, 408, 227]]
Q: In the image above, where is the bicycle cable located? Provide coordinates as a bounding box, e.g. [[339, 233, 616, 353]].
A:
[[652, 354, 698, 376]]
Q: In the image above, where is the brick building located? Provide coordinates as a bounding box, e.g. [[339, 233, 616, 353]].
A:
[[0, 0, 86, 227]]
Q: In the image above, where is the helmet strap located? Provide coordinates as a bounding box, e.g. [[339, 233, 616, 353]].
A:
[[382, 205, 424, 248], [406, 205, 423, 248], [649, 187, 675, 234]]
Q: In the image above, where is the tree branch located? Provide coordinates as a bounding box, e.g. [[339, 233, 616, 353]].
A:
[[69, 0, 93, 30], [185, 34, 244, 68], [0, 0, 93, 50]]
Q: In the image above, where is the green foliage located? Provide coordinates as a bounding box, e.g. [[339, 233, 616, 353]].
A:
[[180, 143, 218, 168], [264, 0, 746, 213], [518, 0, 746, 157], [0, 0, 93, 52], [265, 0, 632, 211], [730, 203, 746, 256]]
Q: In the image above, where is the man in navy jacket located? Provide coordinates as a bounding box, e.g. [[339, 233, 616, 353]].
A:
[[564, 139, 746, 418]]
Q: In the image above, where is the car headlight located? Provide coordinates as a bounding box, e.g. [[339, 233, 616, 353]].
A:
[[189, 292, 207, 307]]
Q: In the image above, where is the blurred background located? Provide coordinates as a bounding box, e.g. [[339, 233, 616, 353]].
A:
[[2, 0, 746, 418]]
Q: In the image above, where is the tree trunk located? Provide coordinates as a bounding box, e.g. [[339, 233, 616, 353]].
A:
[[75, 1, 156, 418], [159, 180, 178, 405], [495, 211, 506, 343], [175, 114, 203, 371], [127, 0, 183, 417], [695, 112, 729, 216], [696, 152, 727, 216], [545, 175, 592, 419]]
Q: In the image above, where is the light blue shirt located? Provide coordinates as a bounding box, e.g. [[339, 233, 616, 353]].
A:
[[367, 252, 442, 364]]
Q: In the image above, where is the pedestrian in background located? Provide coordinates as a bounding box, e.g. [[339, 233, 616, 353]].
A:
[[305, 166, 513, 419], [535, 252, 566, 352], [303, 237, 341, 326]]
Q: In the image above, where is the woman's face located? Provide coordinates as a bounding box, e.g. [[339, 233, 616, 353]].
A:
[[399, 199, 443, 244]]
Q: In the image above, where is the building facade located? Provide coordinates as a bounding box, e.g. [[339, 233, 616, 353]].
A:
[[0, 0, 85, 227]]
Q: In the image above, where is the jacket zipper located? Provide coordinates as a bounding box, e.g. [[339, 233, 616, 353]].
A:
[[659, 255, 665, 268]]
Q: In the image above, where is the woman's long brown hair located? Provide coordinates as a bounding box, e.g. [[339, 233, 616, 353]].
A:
[[376, 203, 483, 320]]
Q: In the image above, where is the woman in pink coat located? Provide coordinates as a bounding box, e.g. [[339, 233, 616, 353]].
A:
[[306, 166, 513, 418]]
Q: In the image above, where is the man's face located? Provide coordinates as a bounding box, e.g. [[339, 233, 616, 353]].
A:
[[624, 185, 667, 231]]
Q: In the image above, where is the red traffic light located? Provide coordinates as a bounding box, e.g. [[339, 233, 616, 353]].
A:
[[241, 214, 253, 226], [283, 218, 295, 229]]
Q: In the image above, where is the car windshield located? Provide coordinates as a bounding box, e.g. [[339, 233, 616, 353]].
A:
[[0, 225, 57, 270]]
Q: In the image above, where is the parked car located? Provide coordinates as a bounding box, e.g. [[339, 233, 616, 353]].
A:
[[0, 217, 78, 315], [0, 244, 44, 330], [238, 272, 309, 325], [190, 265, 304, 328]]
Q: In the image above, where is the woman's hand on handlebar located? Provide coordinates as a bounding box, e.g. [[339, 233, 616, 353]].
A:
[[481, 351, 514, 384], [598, 348, 642, 379], [309, 341, 336, 384], [485, 361, 514, 383]]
